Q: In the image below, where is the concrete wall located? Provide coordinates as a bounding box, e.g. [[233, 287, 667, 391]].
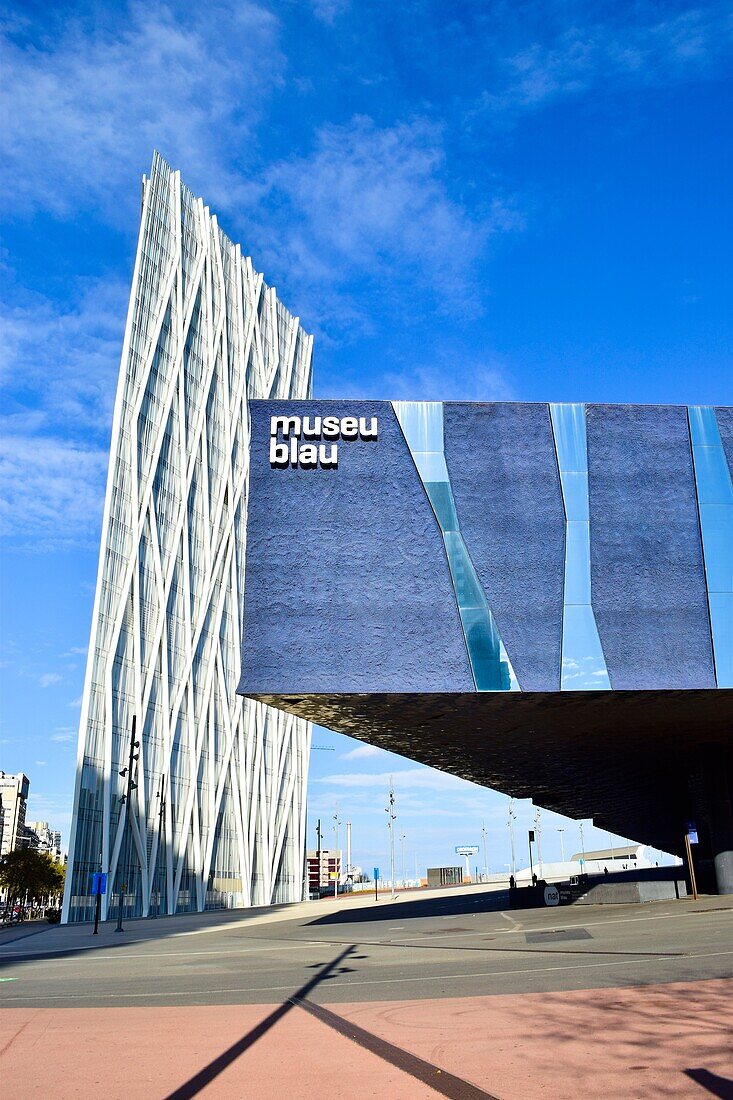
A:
[[240, 400, 726, 696], [444, 403, 565, 692], [587, 404, 715, 689]]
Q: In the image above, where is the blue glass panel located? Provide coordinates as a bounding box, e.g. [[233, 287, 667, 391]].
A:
[[393, 401, 443, 453], [414, 451, 450, 484], [444, 531, 486, 609], [561, 606, 612, 690], [693, 447, 733, 506], [550, 403, 587, 472], [561, 471, 590, 521], [425, 482, 459, 532], [709, 593, 733, 688], [697, 504, 733, 592], [689, 405, 720, 447], [550, 402, 611, 690], [564, 521, 592, 604], [393, 400, 518, 691], [689, 405, 733, 688]]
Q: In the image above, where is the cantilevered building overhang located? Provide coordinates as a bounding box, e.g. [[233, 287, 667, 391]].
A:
[[239, 400, 733, 894]]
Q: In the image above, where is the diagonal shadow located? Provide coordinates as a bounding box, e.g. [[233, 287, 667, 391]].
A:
[[685, 1068, 733, 1099], [294, 995, 498, 1100], [164, 941, 498, 1100], [163, 945, 356, 1099]]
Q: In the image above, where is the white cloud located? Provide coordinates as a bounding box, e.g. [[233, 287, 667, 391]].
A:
[[39, 673, 62, 688], [1, 277, 129, 432], [317, 766, 479, 793], [68, 696, 83, 708], [481, 6, 733, 118], [51, 731, 77, 743], [340, 743, 384, 760], [0, 1, 284, 220], [262, 116, 522, 331], [0, 430, 107, 550], [307, 0, 350, 25], [35, 760, 47, 767]]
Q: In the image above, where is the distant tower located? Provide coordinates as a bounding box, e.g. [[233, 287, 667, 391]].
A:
[[63, 154, 313, 923]]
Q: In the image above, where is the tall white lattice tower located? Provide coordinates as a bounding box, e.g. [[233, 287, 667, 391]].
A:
[[63, 153, 313, 923]]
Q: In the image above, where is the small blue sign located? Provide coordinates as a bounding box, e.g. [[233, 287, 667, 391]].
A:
[[686, 823, 698, 844], [373, 866, 380, 881], [91, 872, 107, 896]]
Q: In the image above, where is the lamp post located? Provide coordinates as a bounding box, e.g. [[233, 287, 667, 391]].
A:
[[481, 820, 489, 882], [557, 827, 565, 863], [115, 716, 139, 933], [534, 807, 543, 878], [333, 803, 341, 898], [508, 798, 517, 879], [385, 779, 396, 899], [400, 830, 406, 886], [579, 820, 587, 874]]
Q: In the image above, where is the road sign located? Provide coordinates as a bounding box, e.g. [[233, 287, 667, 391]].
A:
[[91, 872, 107, 896], [686, 822, 698, 844], [455, 845, 479, 856], [528, 830, 535, 842], [373, 867, 380, 881]]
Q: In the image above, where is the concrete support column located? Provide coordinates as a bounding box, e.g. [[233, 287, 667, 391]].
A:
[[703, 753, 733, 896]]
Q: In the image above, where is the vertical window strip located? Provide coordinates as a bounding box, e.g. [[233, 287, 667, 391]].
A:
[[392, 401, 518, 692], [550, 403, 611, 691], [689, 406, 733, 688]]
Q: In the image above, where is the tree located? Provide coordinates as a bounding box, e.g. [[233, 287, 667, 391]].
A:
[[0, 849, 65, 916]]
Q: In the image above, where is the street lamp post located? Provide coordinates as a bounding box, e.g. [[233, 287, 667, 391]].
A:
[[115, 716, 140, 933], [333, 803, 341, 898], [579, 821, 587, 875], [385, 779, 396, 899], [508, 798, 517, 880], [481, 820, 488, 882], [557, 827, 565, 863], [400, 830, 406, 886], [534, 807, 543, 879]]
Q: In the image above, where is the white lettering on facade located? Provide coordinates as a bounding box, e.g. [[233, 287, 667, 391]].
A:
[[269, 414, 378, 468]]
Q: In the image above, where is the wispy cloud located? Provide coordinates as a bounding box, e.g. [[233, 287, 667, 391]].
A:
[[318, 767, 479, 793], [50, 731, 76, 744], [1, 277, 129, 432], [0, 430, 107, 550], [261, 116, 522, 332], [479, 5, 733, 120], [39, 673, 62, 688], [0, 1, 284, 219]]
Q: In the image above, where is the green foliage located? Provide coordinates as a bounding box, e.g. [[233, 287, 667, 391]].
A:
[[0, 848, 65, 911]]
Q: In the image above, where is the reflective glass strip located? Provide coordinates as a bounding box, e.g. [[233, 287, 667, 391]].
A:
[[689, 406, 733, 687], [392, 401, 519, 691], [550, 403, 611, 691]]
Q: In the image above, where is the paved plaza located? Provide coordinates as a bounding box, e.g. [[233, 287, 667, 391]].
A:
[[1, 887, 732, 1098]]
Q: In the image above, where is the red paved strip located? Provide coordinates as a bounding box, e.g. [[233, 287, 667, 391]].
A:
[[295, 996, 498, 1100], [1, 979, 731, 1098]]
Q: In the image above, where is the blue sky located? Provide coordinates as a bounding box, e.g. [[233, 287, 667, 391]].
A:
[[1, 1, 731, 873]]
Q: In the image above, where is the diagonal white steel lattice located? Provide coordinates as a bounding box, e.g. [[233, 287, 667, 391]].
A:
[[62, 153, 313, 923]]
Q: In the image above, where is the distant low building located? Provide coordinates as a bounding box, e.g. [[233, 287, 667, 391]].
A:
[[307, 849, 341, 893], [427, 866, 463, 887], [25, 821, 63, 863], [0, 772, 30, 856]]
